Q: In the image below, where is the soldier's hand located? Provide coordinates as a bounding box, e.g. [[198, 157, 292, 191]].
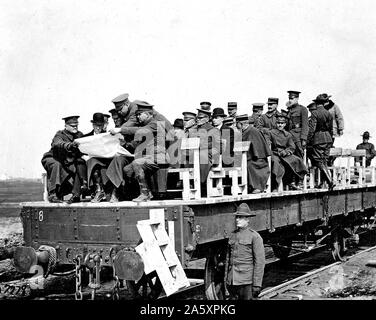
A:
[[72, 141, 79, 148], [301, 139, 307, 149], [252, 286, 261, 298]]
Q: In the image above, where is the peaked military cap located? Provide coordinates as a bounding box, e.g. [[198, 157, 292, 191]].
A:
[[267, 97, 279, 105], [62, 115, 80, 125], [200, 101, 212, 110], [287, 90, 301, 98], [362, 131, 371, 138], [223, 117, 234, 125], [135, 101, 154, 113], [236, 114, 249, 122], [108, 108, 118, 115], [182, 111, 196, 120], [90, 112, 105, 125], [212, 107, 227, 118], [276, 112, 288, 123], [234, 203, 256, 217], [317, 93, 331, 101], [173, 118, 184, 129], [196, 108, 212, 117], [111, 93, 129, 104], [227, 102, 237, 110], [252, 103, 264, 110]]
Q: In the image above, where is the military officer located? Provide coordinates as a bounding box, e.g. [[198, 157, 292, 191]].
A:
[[226, 203, 265, 300], [41, 115, 87, 203], [256, 97, 279, 136], [182, 111, 197, 137], [306, 97, 334, 189], [237, 114, 271, 193], [187, 107, 220, 196], [249, 103, 264, 127], [286, 90, 308, 159], [227, 102, 238, 127], [268, 113, 307, 191], [108, 108, 125, 128], [356, 131, 376, 167]]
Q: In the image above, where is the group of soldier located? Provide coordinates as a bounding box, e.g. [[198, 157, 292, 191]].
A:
[[41, 89, 351, 204]]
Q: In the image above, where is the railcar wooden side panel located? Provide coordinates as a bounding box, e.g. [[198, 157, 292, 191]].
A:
[[363, 188, 376, 209], [347, 190, 363, 213], [327, 192, 346, 217], [300, 194, 323, 222]]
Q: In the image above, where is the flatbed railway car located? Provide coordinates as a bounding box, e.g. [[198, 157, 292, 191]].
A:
[[11, 145, 376, 299]]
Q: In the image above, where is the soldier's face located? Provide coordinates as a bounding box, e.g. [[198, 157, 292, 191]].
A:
[[228, 109, 236, 116], [288, 97, 298, 105], [276, 122, 286, 130], [196, 115, 209, 126], [65, 123, 78, 134], [268, 104, 277, 112], [236, 217, 249, 229], [113, 115, 124, 128], [136, 111, 151, 124]]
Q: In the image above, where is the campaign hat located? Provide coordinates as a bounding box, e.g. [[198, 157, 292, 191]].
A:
[[362, 131, 371, 139], [234, 203, 256, 217]]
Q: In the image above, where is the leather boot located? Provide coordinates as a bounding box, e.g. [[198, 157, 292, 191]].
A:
[[109, 187, 119, 203], [133, 174, 153, 202], [48, 191, 63, 203], [318, 164, 335, 190], [91, 186, 105, 203]]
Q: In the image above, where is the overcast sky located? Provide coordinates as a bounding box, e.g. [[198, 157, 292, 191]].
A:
[[1, 0, 376, 179]]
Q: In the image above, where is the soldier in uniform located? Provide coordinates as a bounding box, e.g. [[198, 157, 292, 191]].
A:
[[249, 103, 264, 127], [187, 108, 220, 196], [237, 114, 271, 193], [226, 203, 265, 300], [41, 116, 87, 203], [268, 113, 308, 191], [227, 102, 238, 129], [102, 113, 110, 131], [182, 111, 197, 137], [356, 131, 376, 167], [108, 108, 125, 128], [121, 101, 170, 202], [306, 97, 334, 189], [286, 90, 308, 159], [256, 97, 279, 136]]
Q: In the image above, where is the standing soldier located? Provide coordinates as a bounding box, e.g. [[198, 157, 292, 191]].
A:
[[188, 107, 220, 196], [356, 131, 376, 167], [306, 97, 334, 189], [286, 90, 308, 159], [227, 102, 238, 129], [257, 97, 279, 136], [182, 111, 197, 137], [226, 203, 265, 300], [249, 103, 264, 127], [41, 115, 88, 203]]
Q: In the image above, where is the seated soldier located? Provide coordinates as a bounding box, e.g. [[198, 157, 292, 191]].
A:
[[122, 101, 170, 202], [356, 131, 376, 167], [236, 114, 271, 194], [41, 115, 87, 203], [268, 113, 308, 191]]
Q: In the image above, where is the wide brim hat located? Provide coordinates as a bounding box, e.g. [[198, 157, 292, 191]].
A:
[[173, 118, 184, 129], [362, 131, 371, 138], [234, 203, 256, 217]]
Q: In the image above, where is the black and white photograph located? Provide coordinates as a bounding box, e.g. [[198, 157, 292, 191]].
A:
[[1, 0, 376, 310]]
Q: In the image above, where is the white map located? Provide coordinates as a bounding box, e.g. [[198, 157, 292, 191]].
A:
[[75, 133, 134, 158]]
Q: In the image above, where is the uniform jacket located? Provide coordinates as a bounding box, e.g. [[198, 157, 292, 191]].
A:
[[287, 103, 309, 142], [242, 126, 271, 161], [257, 111, 278, 131], [227, 227, 265, 287], [356, 142, 376, 166], [325, 100, 344, 137], [269, 128, 295, 156], [307, 105, 333, 146], [131, 115, 171, 165], [42, 129, 84, 165], [249, 113, 262, 127]]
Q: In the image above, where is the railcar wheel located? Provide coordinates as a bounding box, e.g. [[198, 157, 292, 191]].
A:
[[126, 271, 163, 300], [272, 239, 292, 260], [204, 248, 227, 300]]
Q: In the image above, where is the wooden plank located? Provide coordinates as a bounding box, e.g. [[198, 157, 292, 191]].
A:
[[180, 137, 200, 150]]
